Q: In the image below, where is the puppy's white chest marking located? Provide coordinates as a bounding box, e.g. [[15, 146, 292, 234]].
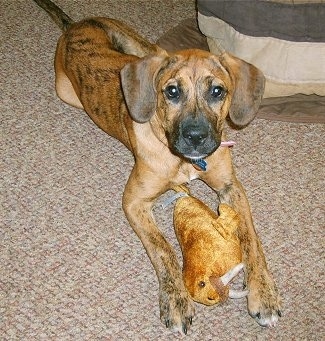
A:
[[189, 172, 199, 181]]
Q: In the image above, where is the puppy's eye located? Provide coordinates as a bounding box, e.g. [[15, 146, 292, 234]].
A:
[[210, 85, 225, 99], [198, 281, 206, 288], [164, 85, 180, 100]]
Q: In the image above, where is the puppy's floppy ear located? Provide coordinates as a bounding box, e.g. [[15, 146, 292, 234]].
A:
[[220, 53, 265, 126], [120, 54, 167, 123]]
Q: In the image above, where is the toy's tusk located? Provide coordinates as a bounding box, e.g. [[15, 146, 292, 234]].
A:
[[229, 289, 249, 299], [220, 263, 245, 286]]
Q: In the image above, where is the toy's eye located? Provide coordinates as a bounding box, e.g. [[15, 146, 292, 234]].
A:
[[210, 85, 225, 99], [164, 85, 180, 100], [198, 281, 206, 288]]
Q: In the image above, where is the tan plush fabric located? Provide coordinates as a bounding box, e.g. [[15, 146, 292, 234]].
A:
[[173, 191, 242, 306]]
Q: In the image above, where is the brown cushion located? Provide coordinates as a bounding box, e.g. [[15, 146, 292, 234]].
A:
[[258, 94, 325, 123], [157, 18, 209, 52]]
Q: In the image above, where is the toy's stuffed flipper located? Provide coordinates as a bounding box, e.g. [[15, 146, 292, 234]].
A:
[[214, 204, 240, 239], [218, 203, 239, 218]]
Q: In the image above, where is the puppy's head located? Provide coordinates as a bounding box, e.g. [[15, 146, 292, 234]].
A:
[[121, 49, 265, 161]]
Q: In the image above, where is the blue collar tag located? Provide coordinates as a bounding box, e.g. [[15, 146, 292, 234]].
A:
[[192, 159, 207, 171]]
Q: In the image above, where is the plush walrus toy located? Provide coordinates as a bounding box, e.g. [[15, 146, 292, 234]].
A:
[[170, 186, 248, 306]]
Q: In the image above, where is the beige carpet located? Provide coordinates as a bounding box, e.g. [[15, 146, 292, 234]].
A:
[[2, 1, 324, 340]]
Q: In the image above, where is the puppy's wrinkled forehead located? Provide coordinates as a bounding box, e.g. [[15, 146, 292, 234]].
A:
[[159, 50, 231, 89]]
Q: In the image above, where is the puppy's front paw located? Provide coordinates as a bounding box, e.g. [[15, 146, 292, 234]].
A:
[[247, 273, 282, 327], [159, 281, 195, 335]]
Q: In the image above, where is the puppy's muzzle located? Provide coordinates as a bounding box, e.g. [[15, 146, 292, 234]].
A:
[[171, 115, 220, 160]]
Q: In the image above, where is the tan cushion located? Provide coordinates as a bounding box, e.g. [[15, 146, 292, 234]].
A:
[[197, 1, 325, 98]]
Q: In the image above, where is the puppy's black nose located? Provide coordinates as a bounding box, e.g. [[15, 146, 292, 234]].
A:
[[182, 125, 209, 147]]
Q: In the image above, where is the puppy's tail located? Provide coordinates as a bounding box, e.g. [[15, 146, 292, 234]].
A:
[[33, 0, 73, 31]]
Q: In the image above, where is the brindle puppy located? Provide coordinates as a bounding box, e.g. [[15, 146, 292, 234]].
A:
[[33, 0, 281, 334]]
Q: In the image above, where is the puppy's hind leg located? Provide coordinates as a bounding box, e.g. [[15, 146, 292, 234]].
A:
[[55, 72, 84, 109], [54, 36, 84, 109]]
